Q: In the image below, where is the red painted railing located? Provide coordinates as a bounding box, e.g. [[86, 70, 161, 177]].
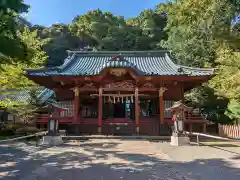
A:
[[37, 114, 73, 124], [37, 113, 208, 125]]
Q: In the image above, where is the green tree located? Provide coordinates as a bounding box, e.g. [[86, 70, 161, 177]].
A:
[[161, 0, 240, 123], [185, 86, 232, 124], [0, 0, 29, 13], [0, 27, 48, 90], [0, 0, 29, 60], [40, 24, 86, 66], [70, 9, 167, 51], [0, 26, 48, 123]]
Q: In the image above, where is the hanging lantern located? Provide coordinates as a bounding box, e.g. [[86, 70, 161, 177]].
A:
[[117, 96, 120, 103], [113, 96, 116, 104], [121, 96, 124, 103], [126, 96, 129, 102]]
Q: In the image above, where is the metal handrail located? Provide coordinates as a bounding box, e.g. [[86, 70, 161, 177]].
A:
[[0, 131, 47, 143], [185, 131, 240, 146]]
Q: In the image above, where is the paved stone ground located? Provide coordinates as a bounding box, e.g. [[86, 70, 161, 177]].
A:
[[0, 140, 239, 180]]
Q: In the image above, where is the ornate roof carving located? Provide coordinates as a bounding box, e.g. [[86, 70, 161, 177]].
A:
[[104, 81, 135, 88]]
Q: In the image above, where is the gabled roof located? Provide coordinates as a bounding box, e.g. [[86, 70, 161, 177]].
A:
[[25, 51, 214, 77], [166, 101, 193, 112]]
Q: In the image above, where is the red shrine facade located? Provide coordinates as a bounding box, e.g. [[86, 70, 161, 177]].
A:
[[25, 51, 214, 135]]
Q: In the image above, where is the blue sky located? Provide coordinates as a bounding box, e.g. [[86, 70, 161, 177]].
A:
[[23, 0, 165, 26]]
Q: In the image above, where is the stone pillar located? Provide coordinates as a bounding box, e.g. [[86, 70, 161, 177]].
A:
[[135, 87, 139, 134], [98, 88, 103, 134]]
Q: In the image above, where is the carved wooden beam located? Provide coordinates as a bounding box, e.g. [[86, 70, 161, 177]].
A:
[[73, 87, 79, 97], [159, 87, 167, 96]]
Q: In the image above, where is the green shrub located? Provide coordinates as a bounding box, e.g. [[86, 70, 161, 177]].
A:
[[0, 136, 8, 140], [15, 126, 41, 136], [0, 124, 18, 136]]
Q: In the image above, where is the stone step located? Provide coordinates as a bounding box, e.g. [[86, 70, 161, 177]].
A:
[[62, 135, 171, 141]]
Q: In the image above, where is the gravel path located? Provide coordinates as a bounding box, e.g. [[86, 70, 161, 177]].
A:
[[0, 140, 239, 180]]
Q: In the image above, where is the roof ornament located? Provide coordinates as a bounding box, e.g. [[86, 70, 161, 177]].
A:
[[92, 47, 98, 52], [177, 67, 184, 73], [80, 46, 97, 52], [66, 50, 73, 56], [109, 55, 129, 62], [111, 55, 121, 61]]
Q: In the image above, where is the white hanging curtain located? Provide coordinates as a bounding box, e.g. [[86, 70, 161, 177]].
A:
[[58, 100, 74, 117], [164, 101, 174, 118]]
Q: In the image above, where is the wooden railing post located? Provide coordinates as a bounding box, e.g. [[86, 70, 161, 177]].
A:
[[135, 87, 139, 134], [218, 123, 221, 136], [98, 87, 103, 134], [73, 87, 80, 124], [203, 124, 207, 133], [159, 87, 167, 125], [189, 124, 193, 133]]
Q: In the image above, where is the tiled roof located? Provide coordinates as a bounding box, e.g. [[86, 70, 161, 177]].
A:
[[0, 88, 55, 105], [25, 51, 214, 77], [0, 90, 31, 104], [37, 88, 55, 104]]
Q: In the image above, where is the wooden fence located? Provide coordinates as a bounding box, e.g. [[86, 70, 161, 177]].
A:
[[218, 124, 240, 139]]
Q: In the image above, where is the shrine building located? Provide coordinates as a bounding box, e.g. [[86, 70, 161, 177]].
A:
[[25, 51, 214, 135]]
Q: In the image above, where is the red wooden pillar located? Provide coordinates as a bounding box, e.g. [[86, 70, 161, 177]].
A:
[[98, 88, 103, 134], [203, 124, 207, 133], [159, 87, 166, 125], [73, 87, 80, 124], [135, 87, 139, 134], [189, 124, 193, 133]]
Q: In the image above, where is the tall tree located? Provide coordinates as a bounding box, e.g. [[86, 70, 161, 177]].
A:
[[0, 26, 48, 122], [0, 27, 48, 90], [0, 0, 30, 60], [70, 9, 167, 51], [44, 24, 87, 66], [161, 0, 240, 123]]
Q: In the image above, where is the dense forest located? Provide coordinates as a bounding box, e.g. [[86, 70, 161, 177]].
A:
[[0, 0, 239, 124]]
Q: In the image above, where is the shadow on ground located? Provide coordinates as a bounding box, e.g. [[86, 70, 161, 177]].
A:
[[0, 141, 239, 180]]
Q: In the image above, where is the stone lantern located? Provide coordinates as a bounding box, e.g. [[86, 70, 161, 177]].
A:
[[47, 115, 58, 136], [166, 101, 192, 146], [41, 103, 67, 145]]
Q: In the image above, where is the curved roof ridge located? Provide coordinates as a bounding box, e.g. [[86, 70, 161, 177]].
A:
[[179, 65, 214, 73], [67, 50, 169, 54], [164, 53, 181, 70], [58, 53, 76, 71], [164, 53, 214, 74]]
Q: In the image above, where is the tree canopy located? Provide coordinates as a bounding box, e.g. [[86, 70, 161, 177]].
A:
[[162, 0, 240, 123], [0, 0, 30, 61]]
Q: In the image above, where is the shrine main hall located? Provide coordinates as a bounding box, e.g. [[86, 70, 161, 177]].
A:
[[25, 50, 214, 135]]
